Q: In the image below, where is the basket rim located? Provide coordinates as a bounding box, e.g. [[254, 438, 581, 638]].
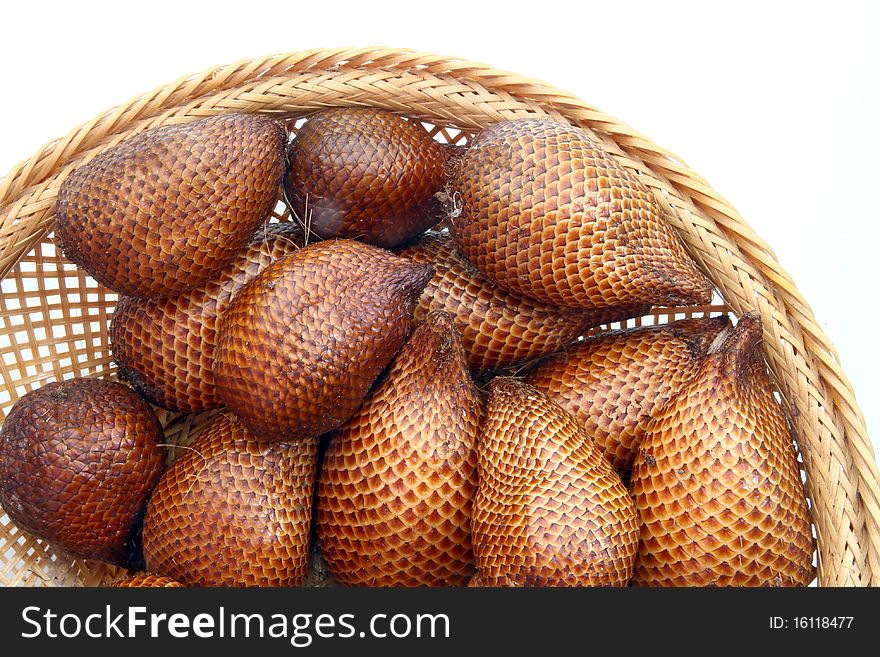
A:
[[0, 45, 877, 586]]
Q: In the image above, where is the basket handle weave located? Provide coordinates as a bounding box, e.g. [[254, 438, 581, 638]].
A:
[[0, 46, 876, 586]]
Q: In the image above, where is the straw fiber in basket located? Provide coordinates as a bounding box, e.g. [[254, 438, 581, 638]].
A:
[[0, 47, 876, 587]]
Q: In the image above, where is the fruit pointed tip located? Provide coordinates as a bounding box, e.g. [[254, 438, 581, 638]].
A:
[[398, 260, 435, 296], [672, 313, 734, 355], [732, 312, 763, 344], [645, 252, 715, 307], [487, 376, 535, 402], [421, 309, 459, 336], [411, 310, 466, 363], [708, 313, 734, 329], [711, 311, 765, 373], [672, 277, 715, 307]]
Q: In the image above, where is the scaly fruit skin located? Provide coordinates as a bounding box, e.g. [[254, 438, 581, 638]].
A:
[[397, 231, 650, 374], [56, 113, 287, 298], [214, 239, 434, 442], [525, 316, 731, 476], [450, 118, 713, 309], [113, 574, 184, 587], [284, 108, 448, 248], [142, 412, 317, 587], [472, 378, 638, 586], [0, 379, 165, 566], [630, 314, 815, 586], [110, 222, 304, 413], [318, 311, 480, 587]]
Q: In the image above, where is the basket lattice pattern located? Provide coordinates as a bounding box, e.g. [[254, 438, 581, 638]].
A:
[[0, 47, 876, 587]]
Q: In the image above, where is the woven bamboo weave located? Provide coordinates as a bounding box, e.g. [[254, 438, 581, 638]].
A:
[[0, 47, 876, 587]]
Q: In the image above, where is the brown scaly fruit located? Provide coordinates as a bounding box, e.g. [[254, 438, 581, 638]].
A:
[[630, 313, 815, 586], [110, 221, 304, 413], [449, 118, 713, 309], [525, 316, 731, 476], [56, 113, 287, 298], [0, 379, 164, 566], [283, 107, 448, 248], [112, 574, 184, 588], [142, 412, 317, 587], [214, 239, 433, 442], [318, 311, 481, 586], [396, 231, 651, 374], [472, 378, 638, 586]]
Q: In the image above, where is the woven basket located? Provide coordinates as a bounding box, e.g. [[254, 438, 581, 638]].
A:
[[0, 46, 876, 587]]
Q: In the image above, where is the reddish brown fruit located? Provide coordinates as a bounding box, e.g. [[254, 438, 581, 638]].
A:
[[142, 412, 317, 587], [472, 378, 639, 587], [318, 311, 481, 587], [396, 231, 650, 374], [284, 108, 448, 248], [214, 239, 433, 442], [113, 574, 184, 587], [630, 313, 815, 586], [56, 113, 287, 298], [110, 222, 304, 413], [450, 118, 713, 309], [525, 316, 731, 476], [0, 379, 165, 566]]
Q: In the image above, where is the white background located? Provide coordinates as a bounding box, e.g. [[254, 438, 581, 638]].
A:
[[0, 1, 876, 464]]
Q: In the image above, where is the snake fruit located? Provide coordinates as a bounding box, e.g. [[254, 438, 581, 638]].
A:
[[142, 412, 317, 587], [449, 118, 713, 309], [112, 574, 184, 587], [318, 311, 480, 586], [56, 113, 287, 298], [110, 222, 304, 413], [214, 239, 434, 441], [630, 313, 815, 586], [0, 379, 165, 566], [525, 316, 731, 476], [472, 378, 639, 586], [283, 107, 448, 248], [397, 230, 651, 374]]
